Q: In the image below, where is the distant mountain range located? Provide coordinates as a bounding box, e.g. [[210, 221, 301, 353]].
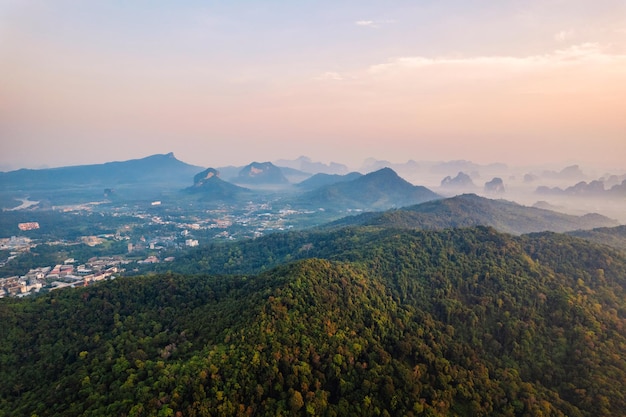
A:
[[0, 152, 203, 191], [274, 156, 349, 175], [0, 155, 442, 211], [327, 193, 618, 234], [295, 172, 363, 191], [359, 158, 508, 177], [296, 167, 440, 211], [536, 179, 626, 198], [0, 153, 205, 204], [2, 153, 623, 228]]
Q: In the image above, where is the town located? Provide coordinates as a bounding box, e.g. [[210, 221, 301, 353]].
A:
[[0, 256, 123, 298], [0, 199, 335, 297]]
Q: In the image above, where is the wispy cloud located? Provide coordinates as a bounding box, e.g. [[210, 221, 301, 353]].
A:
[[366, 43, 625, 75], [315, 71, 344, 81], [354, 19, 394, 29], [554, 29, 575, 42]]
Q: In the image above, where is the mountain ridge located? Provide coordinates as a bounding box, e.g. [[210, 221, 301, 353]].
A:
[[295, 172, 363, 190], [0, 152, 203, 188], [327, 193, 618, 234]]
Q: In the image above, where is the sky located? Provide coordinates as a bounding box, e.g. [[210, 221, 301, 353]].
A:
[[1, 0, 626, 171]]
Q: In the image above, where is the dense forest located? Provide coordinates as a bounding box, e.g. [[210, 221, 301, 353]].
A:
[[2, 226, 626, 416]]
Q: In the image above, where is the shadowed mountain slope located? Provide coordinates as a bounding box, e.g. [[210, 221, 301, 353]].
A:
[[327, 194, 618, 235]]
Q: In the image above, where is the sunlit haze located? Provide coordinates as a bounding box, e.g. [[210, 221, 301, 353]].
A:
[[1, 1, 626, 171]]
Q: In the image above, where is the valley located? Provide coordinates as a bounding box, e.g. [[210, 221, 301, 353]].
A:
[[1, 153, 625, 416]]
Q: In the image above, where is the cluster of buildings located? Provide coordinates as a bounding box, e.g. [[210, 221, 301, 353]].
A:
[[0, 236, 32, 251], [0, 275, 42, 296], [17, 222, 40, 231], [0, 200, 320, 296], [0, 256, 126, 298], [0, 236, 32, 268]]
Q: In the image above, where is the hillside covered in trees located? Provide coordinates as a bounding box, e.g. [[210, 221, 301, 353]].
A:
[[2, 226, 626, 416]]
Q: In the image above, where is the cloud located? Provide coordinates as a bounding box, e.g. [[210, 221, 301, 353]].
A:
[[315, 71, 344, 81], [307, 43, 626, 143], [554, 29, 575, 42], [354, 19, 394, 28], [366, 43, 626, 76]]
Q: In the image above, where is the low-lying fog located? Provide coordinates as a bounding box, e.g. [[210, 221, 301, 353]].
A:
[[287, 158, 626, 224]]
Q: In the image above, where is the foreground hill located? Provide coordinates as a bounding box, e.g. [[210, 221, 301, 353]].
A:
[[3, 228, 626, 416], [328, 194, 618, 235], [297, 167, 439, 211]]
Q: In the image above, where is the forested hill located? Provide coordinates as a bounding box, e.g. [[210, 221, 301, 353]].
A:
[[2, 227, 626, 416], [142, 223, 623, 278], [325, 194, 618, 235]]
